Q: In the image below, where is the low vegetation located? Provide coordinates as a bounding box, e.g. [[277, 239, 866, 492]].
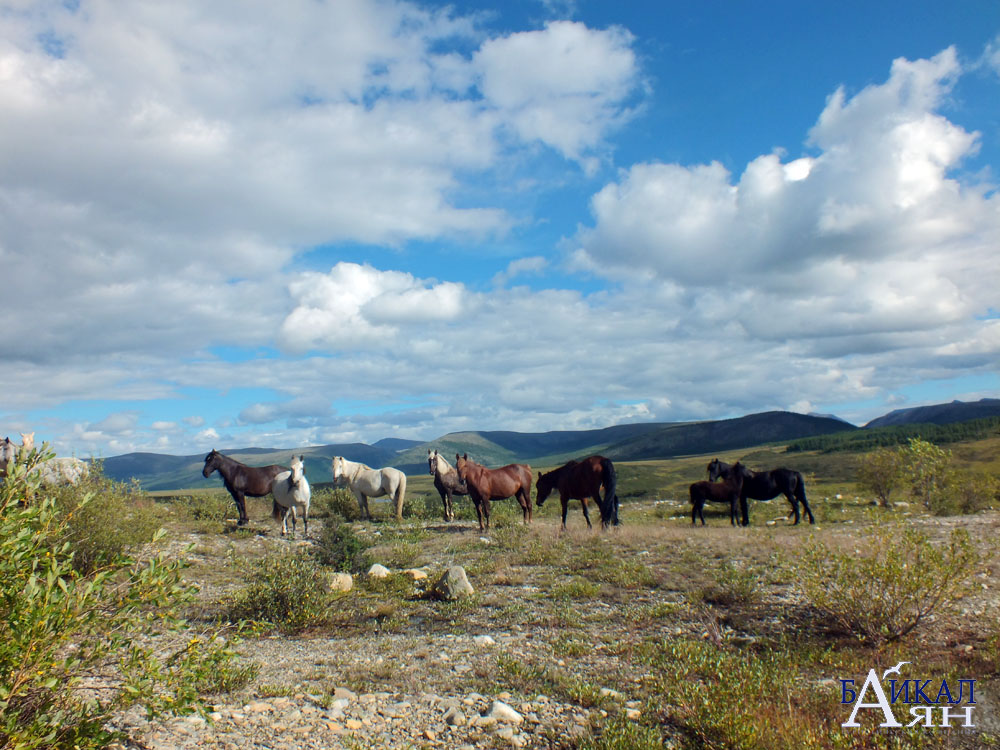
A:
[[4, 430, 1000, 749]]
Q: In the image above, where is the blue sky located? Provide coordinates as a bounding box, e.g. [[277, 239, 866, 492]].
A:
[[1, 0, 999, 458]]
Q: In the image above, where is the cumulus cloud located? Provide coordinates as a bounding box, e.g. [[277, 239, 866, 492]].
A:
[[475, 21, 641, 169], [570, 47, 999, 364]]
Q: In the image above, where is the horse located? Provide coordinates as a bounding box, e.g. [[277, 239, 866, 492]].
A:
[[428, 449, 469, 521], [272, 455, 311, 537], [331, 456, 407, 521], [202, 449, 288, 526], [0, 437, 16, 477], [20, 432, 34, 452], [689, 462, 751, 526], [707, 458, 814, 525], [454, 453, 532, 532], [535, 455, 619, 530]]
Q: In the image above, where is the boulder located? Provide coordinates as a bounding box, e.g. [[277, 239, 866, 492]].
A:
[[432, 565, 474, 600], [367, 563, 391, 579]]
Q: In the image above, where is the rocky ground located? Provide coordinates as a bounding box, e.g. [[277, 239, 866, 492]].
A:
[[107, 501, 1000, 749]]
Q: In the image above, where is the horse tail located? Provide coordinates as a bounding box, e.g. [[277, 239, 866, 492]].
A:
[[793, 471, 807, 504], [600, 457, 618, 527], [272, 498, 282, 520], [394, 472, 407, 520]]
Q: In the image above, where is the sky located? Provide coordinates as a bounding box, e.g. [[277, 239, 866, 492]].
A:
[[2, 0, 1000, 459]]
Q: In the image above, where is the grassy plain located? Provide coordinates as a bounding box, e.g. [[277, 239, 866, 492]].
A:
[[137, 439, 1000, 748]]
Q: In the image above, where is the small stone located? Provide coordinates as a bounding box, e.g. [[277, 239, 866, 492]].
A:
[[488, 700, 524, 725], [244, 701, 272, 714], [345, 719, 363, 730], [424, 729, 437, 741], [496, 725, 515, 740], [626, 708, 641, 719], [444, 706, 467, 726], [473, 635, 496, 648], [367, 563, 390, 578], [403, 568, 428, 581], [333, 687, 357, 701], [600, 688, 624, 701], [329, 572, 353, 592]]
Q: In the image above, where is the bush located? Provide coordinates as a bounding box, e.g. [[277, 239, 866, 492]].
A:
[[700, 560, 761, 606], [226, 551, 333, 632], [899, 437, 953, 513], [176, 493, 233, 523], [793, 523, 981, 643], [54, 474, 163, 575], [0, 454, 240, 750], [856, 447, 905, 508], [314, 522, 373, 573], [312, 487, 363, 522]]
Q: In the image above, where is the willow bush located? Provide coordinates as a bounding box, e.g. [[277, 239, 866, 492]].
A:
[[0, 453, 241, 750]]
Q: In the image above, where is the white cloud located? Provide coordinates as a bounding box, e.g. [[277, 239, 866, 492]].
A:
[[280, 262, 468, 351], [475, 21, 641, 168]]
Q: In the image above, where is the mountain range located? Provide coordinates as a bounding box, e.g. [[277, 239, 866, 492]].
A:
[[97, 398, 1000, 490]]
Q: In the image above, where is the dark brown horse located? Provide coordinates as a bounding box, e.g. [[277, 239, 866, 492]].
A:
[[455, 453, 532, 532], [536, 455, 619, 530], [203, 449, 288, 526], [428, 449, 469, 521], [708, 458, 814, 525], [689, 462, 750, 526]]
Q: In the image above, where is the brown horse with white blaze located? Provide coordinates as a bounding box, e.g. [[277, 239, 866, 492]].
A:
[[455, 453, 532, 532]]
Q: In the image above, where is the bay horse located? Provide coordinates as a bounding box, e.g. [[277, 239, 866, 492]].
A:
[[454, 453, 532, 532], [203, 449, 288, 526], [708, 458, 814, 525], [272, 455, 311, 537], [428, 449, 469, 521], [535, 455, 619, 530], [331, 456, 407, 521], [689, 462, 751, 526]]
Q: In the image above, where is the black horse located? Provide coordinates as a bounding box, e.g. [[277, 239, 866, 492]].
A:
[[689, 462, 750, 526], [427, 449, 469, 522], [535, 455, 619, 530], [203, 449, 288, 526], [707, 458, 814, 525]]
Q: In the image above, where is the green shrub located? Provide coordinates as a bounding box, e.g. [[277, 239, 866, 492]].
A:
[[53, 474, 163, 575], [313, 522, 372, 573], [794, 523, 981, 642], [0, 455, 239, 750], [856, 447, 905, 508], [701, 560, 761, 606], [226, 551, 333, 632], [312, 487, 363, 522], [177, 493, 232, 523]]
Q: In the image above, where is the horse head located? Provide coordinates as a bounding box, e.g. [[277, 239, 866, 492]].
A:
[[290, 455, 305, 485], [455, 453, 469, 481], [202, 449, 221, 478], [535, 470, 554, 507], [729, 461, 752, 484], [20, 432, 34, 451], [428, 449, 438, 476], [707, 458, 724, 481]]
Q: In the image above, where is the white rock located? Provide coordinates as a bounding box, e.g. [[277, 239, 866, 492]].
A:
[[329, 572, 353, 592], [367, 563, 391, 578], [488, 700, 524, 725]]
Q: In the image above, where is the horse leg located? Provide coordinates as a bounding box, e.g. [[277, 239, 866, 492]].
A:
[[302, 502, 309, 538], [472, 495, 486, 532], [521, 489, 532, 524], [796, 482, 815, 524], [560, 495, 569, 530], [786, 492, 801, 524], [355, 490, 371, 520], [582, 496, 595, 530], [439, 488, 450, 521], [740, 493, 750, 527], [234, 491, 248, 526]]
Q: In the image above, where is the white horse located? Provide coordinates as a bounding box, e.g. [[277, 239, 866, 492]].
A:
[[20, 432, 34, 452], [331, 456, 407, 521], [272, 455, 311, 537]]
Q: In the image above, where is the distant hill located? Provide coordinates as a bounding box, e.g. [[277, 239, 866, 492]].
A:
[[100, 401, 1000, 490], [600, 411, 855, 461], [101, 442, 399, 492], [864, 398, 1000, 429]]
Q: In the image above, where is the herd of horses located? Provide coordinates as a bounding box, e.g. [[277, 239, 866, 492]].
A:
[[2, 429, 815, 535], [198, 447, 814, 537]]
